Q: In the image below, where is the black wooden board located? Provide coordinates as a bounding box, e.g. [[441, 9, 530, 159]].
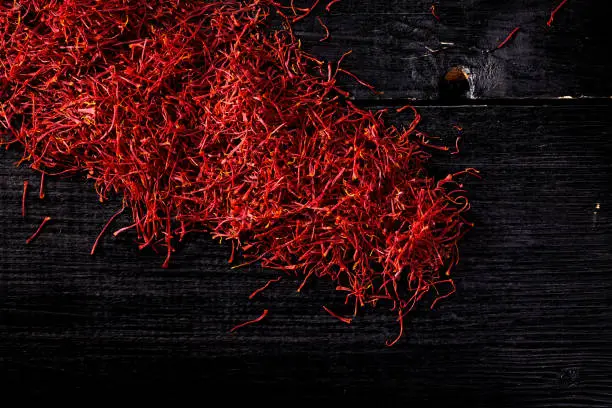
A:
[[1, 0, 612, 404], [2, 105, 611, 404], [297, 0, 609, 100]]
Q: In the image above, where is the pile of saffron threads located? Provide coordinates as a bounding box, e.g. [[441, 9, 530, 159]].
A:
[[0, 0, 477, 345]]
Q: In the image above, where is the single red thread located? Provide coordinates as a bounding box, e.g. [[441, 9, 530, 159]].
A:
[[323, 306, 352, 324], [39, 172, 45, 199], [547, 0, 568, 27], [90, 207, 125, 255], [230, 309, 269, 332], [249, 276, 283, 299], [292, 0, 321, 23], [452, 125, 463, 155], [325, 0, 341, 12], [26, 216, 51, 244], [317, 17, 330, 42], [21, 180, 28, 217], [430, 4, 440, 21], [495, 26, 520, 50]]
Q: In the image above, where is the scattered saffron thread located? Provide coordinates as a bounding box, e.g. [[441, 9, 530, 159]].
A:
[[249, 276, 283, 299], [292, 0, 320, 23], [325, 0, 341, 12], [452, 137, 462, 155], [39, 172, 45, 199], [430, 4, 440, 21], [161, 211, 173, 269], [26, 216, 51, 244], [317, 17, 330, 42], [385, 311, 404, 347], [112, 223, 137, 237], [337, 68, 376, 92], [21, 180, 28, 217], [547, 0, 568, 27], [430, 279, 457, 309], [494, 26, 520, 50], [90, 207, 126, 255], [322, 306, 352, 324], [230, 309, 269, 332], [452, 125, 463, 155]]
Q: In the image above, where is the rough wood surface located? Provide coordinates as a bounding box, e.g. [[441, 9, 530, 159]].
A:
[[2, 105, 611, 404], [1, 0, 611, 403], [297, 0, 609, 100]]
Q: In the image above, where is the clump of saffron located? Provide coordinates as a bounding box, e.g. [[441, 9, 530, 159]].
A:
[[0, 0, 475, 345]]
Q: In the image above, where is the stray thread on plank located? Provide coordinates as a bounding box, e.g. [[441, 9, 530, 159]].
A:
[[317, 17, 330, 42], [230, 309, 269, 332], [21, 180, 28, 217], [39, 172, 45, 199], [430, 4, 440, 21], [493, 26, 520, 51], [547, 0, 568, 26], [323, 306, 352, 324], [26, 216, 51, 244], [249, 276, 283, 299], [325, 0, 341, 12], [452, 125, 463, 155], [90, 206, 126, 255]]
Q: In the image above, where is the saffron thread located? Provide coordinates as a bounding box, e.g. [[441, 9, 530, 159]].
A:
[[249, 276, 283, 299], [26, 216, 51, 245], [90, 207, 125, 255], [325, 0, 341, 12], [39, 172, 45, 199], [323, 306, 352, 324], [430, 4, 440, 21], [230, 309, 269, 332], [494, 26, 520, 50], [317, 17, 330, 42], [21, 180, 28, 217], [547, 0, 568, 27]]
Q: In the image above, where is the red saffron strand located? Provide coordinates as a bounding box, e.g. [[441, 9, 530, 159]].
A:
[[430, 4, 440, 21], [230, 309, 269, 332], [26, 216, 51, 245], [430, 279, 457, 309], [547, 0, 568, 27], [229, 240, 236, 264], [337, 68, 376, 92], [21, 180, 28, 217], [495, 26, 520, 50], [39, 172, 45, 199], [90, 207, 125, 255], [292, 0, 320, 23], [249, 276, 283, 299], [451, 136, 462, 155], [452, 125, 463, 155], [322, 306, 352, 324], [385, 312, 404, 347], [317, 17, 330, 42], [112, 223, 137, 237], [325, 0, 341, 12], [161, 211, 173, 269]]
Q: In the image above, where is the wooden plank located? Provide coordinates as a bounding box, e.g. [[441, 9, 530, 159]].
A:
[[1, 104, 611, 404], [293, 0, 609, 100]]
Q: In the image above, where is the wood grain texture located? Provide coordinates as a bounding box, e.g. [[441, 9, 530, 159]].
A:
[[1, 0, 611, 403], [1, 105, 611, 404], [295, 0, 609, 100]]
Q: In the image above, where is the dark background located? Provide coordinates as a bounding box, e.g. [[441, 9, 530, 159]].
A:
[[1, 1, 611, 404]]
